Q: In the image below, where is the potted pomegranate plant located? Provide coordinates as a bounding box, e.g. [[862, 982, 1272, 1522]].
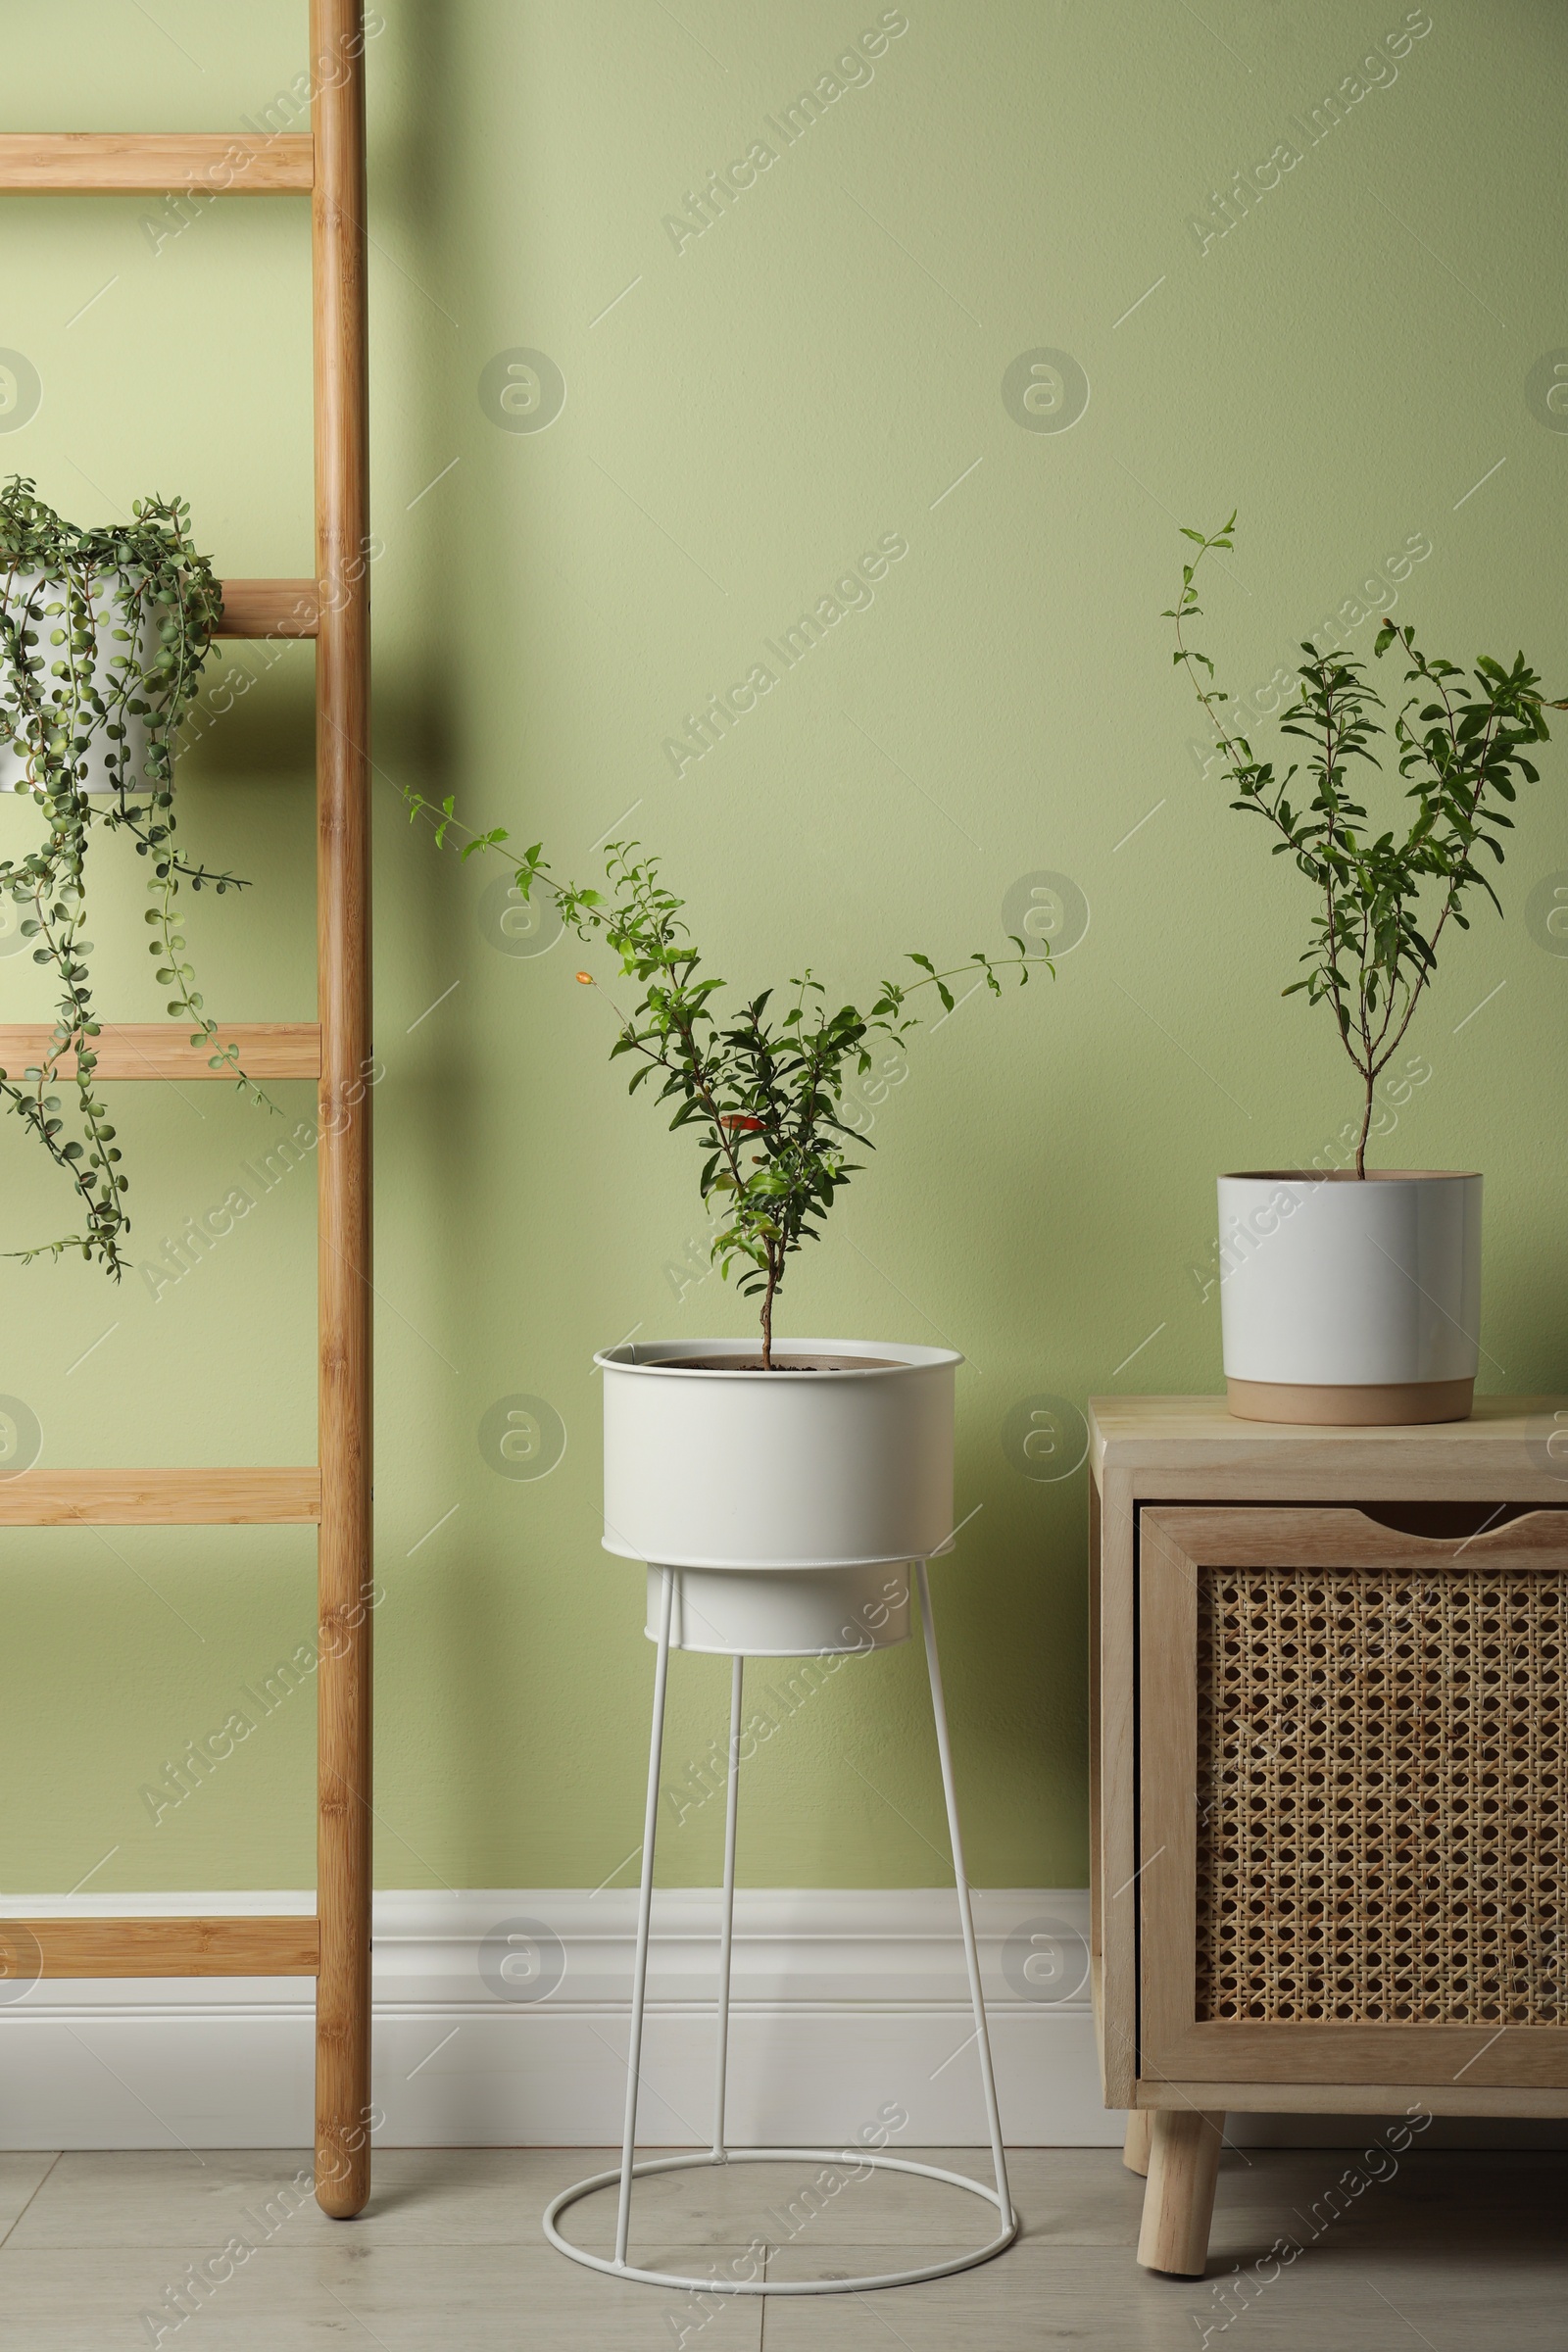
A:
[[405, 801, 1044, 1650], [1170, 514, 1565, 1425]]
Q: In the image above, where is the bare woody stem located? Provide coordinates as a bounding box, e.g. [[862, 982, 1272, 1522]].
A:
[[760, 1259, 777, 1369], [1354, 1070, 1374, 1181]]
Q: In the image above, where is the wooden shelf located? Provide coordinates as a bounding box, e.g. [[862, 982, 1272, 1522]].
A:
[[0, 133, 313, 194], [1090, 1393, 1568, 1499], [0, 1023, 321, 1081], [0, 1468, 321, 1527], [3, 1916, 320, 1977], [217, 579, 320, 640]]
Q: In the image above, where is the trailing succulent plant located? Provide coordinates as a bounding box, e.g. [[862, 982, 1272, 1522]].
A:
[[403, 788, 1046, 1365], [1169, 514, 1566, 1175], [0, 476, 259, 1275]]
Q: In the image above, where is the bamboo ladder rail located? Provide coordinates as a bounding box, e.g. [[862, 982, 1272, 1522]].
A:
[[0, 0, 374, 2219]]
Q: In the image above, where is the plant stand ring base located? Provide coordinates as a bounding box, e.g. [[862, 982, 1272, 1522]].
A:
[[544, 1557, 1017, 2298], [543, 2149, 1018, 2294], [1227, 1375, 1474, 1425]]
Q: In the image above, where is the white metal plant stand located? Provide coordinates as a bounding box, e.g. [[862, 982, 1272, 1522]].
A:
[[543, 1556, 1018, 2298]]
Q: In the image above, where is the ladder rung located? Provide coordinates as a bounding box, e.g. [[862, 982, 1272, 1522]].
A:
[[0, 1468, 321, 1527], [0, 1023, 321, 1081], [0, 133, 313, 194], [217, 579, 319, 640], [2, 1916, 319, 1977]]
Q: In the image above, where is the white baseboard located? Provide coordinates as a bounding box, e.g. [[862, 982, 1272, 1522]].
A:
[[0, 1887, 1107, 2150], [0, 1889, 1559, 2152]]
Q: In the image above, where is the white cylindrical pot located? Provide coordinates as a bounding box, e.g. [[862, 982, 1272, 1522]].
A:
[[1217, 1169, 1482, 1425], [0, 570, 160, 797], [599, 1338, 958, 1655], [644, 1561, 912, 1656]]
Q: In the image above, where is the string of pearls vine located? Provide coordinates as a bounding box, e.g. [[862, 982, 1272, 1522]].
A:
[[0, 476, 264, 1276]]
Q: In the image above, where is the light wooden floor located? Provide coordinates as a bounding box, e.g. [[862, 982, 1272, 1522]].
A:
[[0, 2143, 1560, 2347]]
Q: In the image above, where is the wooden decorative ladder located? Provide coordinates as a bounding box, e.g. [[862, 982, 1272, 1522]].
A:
[[0, 2, 373, 2217]]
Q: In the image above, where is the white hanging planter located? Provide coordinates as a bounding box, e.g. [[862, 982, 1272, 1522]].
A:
[[0, 568, 161, 797], [597, 1337, 959, 1655], [1216, 1169, 1483, 1424]]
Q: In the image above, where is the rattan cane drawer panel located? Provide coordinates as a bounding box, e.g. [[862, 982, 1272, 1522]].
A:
[[1195, 1566, 1565, 2027]]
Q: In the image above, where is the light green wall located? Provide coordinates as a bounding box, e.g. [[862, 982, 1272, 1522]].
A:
[[1, 1, 1565, 1894]]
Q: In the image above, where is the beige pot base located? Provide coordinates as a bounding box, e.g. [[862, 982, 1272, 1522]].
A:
[[1226, 1376, 1475, 1427]]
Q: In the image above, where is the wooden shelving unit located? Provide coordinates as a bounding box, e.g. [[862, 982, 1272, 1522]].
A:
[[0, 2, 374, 2217]]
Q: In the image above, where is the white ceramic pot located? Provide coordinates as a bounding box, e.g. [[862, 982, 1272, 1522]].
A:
[[597, 1337, 958, 1655], [1216, 1169, 1483, 1425], [0, 570, 161, 797]]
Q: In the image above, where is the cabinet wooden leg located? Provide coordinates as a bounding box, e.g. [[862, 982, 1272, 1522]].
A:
[[1136, 2108, 1224, 2277], [1122, 2109, 1152, 2177]]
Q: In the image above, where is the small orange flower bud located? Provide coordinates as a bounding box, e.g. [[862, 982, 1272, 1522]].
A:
[[576, 970, 593, 984]]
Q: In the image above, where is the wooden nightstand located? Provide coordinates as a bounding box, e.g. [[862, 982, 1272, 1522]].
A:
[[1088, 1396, 1568, 2276]]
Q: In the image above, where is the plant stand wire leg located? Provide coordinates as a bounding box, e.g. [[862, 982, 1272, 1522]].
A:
[[711, 1651, 744, 2160], [615, 1565, 675, 2269], [914, 1557, 1014, 2231]]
